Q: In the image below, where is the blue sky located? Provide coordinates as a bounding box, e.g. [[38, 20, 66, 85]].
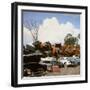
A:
[[22, 11, 80, 29], [23, 11, 80, 45]]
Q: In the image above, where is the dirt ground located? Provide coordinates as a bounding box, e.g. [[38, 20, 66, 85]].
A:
[[46, 65, 80, 76]]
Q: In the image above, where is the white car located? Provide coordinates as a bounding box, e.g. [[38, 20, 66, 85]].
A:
[[40, 57, 56, 65], [67, 57, 80, 65], [58, 57, 72, 67], [39, 57, 57, 71]]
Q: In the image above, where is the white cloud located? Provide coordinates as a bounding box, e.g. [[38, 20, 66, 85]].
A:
[[23, 27, 33, 46], [38, 17, 80, 44], [23, 17, 80, 46]]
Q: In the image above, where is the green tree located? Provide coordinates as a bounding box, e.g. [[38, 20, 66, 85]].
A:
[[64, 33, 78, 45]]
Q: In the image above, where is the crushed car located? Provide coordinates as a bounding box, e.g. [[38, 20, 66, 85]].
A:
[[23, 51, 47, 77]]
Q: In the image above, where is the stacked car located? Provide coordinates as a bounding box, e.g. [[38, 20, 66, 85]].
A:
[[23, 51, 47, 77]]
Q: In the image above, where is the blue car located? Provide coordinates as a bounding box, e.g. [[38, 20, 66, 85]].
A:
[[68, 57, 80, 66]]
